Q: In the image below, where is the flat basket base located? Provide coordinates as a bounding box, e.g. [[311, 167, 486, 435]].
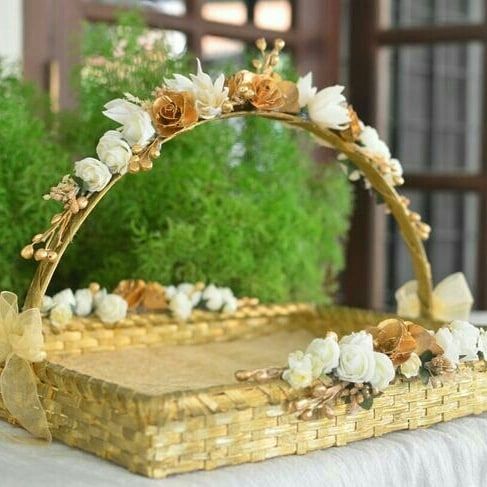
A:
[[1, 305, 484, 478]]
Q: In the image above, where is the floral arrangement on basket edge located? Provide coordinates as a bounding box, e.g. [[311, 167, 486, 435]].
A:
[[236, 318, 487, 420], [0, 38, 479, 440]]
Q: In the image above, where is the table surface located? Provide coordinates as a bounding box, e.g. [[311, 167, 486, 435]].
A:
[[2, 312, 487, 487]]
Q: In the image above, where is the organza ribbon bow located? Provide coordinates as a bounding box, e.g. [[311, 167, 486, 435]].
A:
[[395, 272, 473, 322], [0, 291, 51, 440]]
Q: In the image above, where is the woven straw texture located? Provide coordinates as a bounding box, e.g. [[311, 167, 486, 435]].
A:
[[1, 305, 484, 478]]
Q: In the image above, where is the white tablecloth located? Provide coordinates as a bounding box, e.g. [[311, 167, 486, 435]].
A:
[[1, 413, 487, 487], [2, 312, 487, 486]]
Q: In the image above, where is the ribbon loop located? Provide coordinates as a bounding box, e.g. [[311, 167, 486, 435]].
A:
[[396, 272, 473, 322], [1, 354, 51, 441], [0, 290, 50, 441]]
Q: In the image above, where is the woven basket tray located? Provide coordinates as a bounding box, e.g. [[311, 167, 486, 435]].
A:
[[4, 48, 482, 477], [4, 305, 483, 479]]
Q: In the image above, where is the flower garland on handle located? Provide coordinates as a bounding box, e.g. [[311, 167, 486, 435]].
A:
[[236, 317, 487, 420], [21, 38, 437, 316], [0, 292, 50, 440]]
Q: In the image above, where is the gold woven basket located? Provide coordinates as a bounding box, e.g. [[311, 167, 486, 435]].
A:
[[1, 45, 484, 478]]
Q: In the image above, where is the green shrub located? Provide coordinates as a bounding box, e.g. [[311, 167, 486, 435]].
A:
[[1, 12, 353, 303], [0, 67, 71, 293]]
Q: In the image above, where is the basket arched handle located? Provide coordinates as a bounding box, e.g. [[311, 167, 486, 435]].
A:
[[22, 110, 433, 317]]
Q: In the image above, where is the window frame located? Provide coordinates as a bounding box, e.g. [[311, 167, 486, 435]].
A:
[[348, 0, 487, 309]]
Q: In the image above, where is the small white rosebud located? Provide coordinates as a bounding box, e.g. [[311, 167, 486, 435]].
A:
[[95, 294, 128, 325], [203, 284, 224, 311], [40, 296, 54, 315], [74, 288, 94, 317], [222, 296, 238, 313], [50, 304, 73, 330], [169, 292, 193, 321], [164, 285, 177, 300], [400, 352, 421, 379], [74, 157, 112, 193], [52, 288, 76, 309]]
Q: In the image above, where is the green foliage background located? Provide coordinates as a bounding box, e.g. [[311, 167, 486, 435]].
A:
[[0, 13, 353, 303]]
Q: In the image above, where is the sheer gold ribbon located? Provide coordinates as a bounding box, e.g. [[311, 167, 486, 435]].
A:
[[0, 291, 51, 441], [396, 272, 473, 322]]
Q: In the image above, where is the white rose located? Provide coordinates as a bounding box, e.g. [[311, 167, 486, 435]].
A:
[[282, 351, 314, 389], [222, 296, 238, 313], [93, 288, 107, 308], [339, 330, 374, 349], [74, 288, 93, 317], [435, 327, 460, 366], [74, 157, 111, 192], [308, 85, 350, 130], [95, 294, 128, 324], [178, 283, 195, 295], [203, 284, 223, 311], [49, 304, 73, 329], [96, 130, 132, 175], [478, 329, 487, 357], [297, 72, 317, 108], [370, 352, 395, 391], [103, 99, 155, 147], [191, 290, 202, 307], [52, 288, 76, 309], [400, 352, 421, 378], [337, 339, 375, 383], [169, 292, 193, 321], [40, 295, 54, 315], [164, 285, 177, 300], [449, 320, 480, 362], [305, 337, 340, 377]]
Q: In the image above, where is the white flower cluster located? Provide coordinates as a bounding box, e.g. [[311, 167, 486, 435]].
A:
[[339, 125, 404, 189], [296, 72, 350, 130], [165, 283, 239, 321], [435, 320, 485, 366], [42, 287, 128, 328], [283, 331, 395, 392], [73, 99, 157, 194], [165, 59, 229, 120]]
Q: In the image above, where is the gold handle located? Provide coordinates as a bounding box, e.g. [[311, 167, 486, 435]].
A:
[[23, 111, 433, 318]]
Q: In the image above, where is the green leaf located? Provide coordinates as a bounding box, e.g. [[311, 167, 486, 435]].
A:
[[419, 366, 430, 385], [360, 396, 374, 410], [419, 351, 434, 365]]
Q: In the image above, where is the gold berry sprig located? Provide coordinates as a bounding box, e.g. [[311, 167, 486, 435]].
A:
[[21, 178, 91, 262], [128, 136, 162, 173], [252, 38, 286, 75]]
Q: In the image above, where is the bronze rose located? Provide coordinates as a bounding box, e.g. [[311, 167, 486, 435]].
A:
[[368, 318, 417, 366], [227, 71, 299, 113], [151, 90, 198, 137], [406, 322, 443, 357], [227, 70, 256, 105], [250, 75, 299, 113]]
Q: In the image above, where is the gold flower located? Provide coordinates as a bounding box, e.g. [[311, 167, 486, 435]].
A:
[[114, 279, 146, 309], [150, 89, 198, 137], [368, 318, 417, 366], [340, 106, 362, 142], [227, 71, 299, 113], [227, 70, 256, 106], [141, 282, 167, 311], [114, 279, 168, 311], [407, 322, 443, 357], [250, 75, 299, 113]]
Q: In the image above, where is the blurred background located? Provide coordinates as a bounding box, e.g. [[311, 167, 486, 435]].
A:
[[0, 0, 486, 312]]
